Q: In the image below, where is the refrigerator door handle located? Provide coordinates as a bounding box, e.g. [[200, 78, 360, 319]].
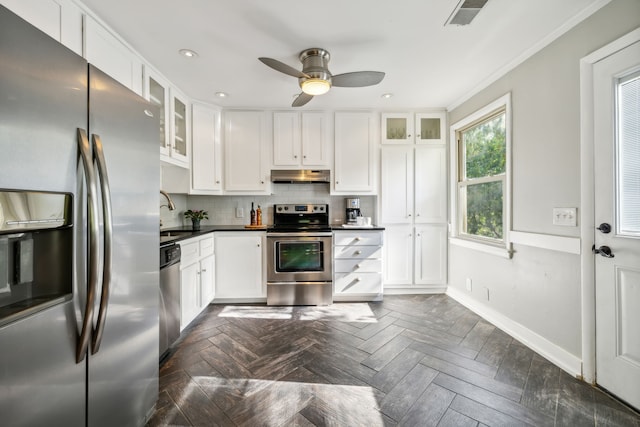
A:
[[76, 128, 100, 363], [90, 134, 113, 355]]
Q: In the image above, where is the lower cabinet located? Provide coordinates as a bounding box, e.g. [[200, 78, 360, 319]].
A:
[[178, 234, 215, 331], [333, 230, 383, 301], [383, 224, 447, 291], [214, 232, 265, 301]]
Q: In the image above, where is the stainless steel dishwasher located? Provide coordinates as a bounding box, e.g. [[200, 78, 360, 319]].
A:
[[159, 242, 181, 360]]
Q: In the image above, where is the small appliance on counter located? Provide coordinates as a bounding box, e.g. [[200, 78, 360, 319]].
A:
[[345, 198, 361, 224]]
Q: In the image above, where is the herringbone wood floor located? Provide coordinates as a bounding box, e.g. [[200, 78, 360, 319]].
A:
[[148, 295, 640, 426]]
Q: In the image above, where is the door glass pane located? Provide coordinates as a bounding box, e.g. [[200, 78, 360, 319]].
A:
[[149, 77, 166, 149], [386, 117, 407, 140], [174, 98, 187, 156], [419, 118, 441, 141], [276, 242, 323, 271], [617, 72, 640, 236]]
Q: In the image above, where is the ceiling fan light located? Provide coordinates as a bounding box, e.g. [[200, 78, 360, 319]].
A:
[[301, 78, 331, 95]]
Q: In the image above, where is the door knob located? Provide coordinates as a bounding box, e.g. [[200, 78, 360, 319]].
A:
[[597, 223, 612, 234], [592, 245, 615, 258]]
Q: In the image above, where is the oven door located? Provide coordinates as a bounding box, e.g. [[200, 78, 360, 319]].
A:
[[267, 233, 333, 283]]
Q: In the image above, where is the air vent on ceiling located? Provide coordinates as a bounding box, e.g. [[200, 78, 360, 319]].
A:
[[445, 0, 489, 26]]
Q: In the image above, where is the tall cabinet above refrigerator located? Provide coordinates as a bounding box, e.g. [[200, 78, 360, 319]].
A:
[[0, 6, 160, 426]]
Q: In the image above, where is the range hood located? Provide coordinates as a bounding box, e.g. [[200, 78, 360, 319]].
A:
[[271, 169, 330, 184]]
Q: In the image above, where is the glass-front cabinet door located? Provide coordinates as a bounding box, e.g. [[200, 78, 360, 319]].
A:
[[382, 113, 413, 144], [169, 88, 189, 166], [415, 112, 446, 144], [144, 69, 170, 156]]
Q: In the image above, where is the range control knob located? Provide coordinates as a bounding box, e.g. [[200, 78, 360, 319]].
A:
[[284, 206, 289, 211], [313, 206, 318, 211], [276, 206, 282, 211]]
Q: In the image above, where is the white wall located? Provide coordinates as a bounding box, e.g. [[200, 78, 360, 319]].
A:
[[447, 0, 640, 368]]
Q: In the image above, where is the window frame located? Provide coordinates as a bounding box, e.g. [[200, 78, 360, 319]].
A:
[[450, 93, 513, 258]]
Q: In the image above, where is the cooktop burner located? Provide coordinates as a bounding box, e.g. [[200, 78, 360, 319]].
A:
[[270, 203, 329, 232]]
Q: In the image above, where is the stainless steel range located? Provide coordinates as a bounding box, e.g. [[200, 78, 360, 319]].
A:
[[266, 204, 332, 305]]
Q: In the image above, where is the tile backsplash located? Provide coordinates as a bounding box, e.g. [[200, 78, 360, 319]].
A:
[[159, 184, 376, 228]]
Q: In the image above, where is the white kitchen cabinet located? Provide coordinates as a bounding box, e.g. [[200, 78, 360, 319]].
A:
[[415, 112, 446, 145], [178, 234, 215, 330], [3, 0, 83, 55], [381, 113, 413, 144], [415, 224, 447, 285], [168, 87, 190, 167], [382, 112, 446, 145], [84, 15, 143, 96], [333, 230, 383, 301], [380, 146, 413, 224], [224, 111, 269, 193], [214, 232, 265, 301], [144, 67, 170, 157], [273, 111, 329, 168], [382, 225, 413, 286], [333, 112, 375, 194], [191, 102, 222, 193]]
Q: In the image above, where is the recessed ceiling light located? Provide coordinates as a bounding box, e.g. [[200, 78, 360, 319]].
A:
[[179, 49, 198, 58], [381, 93, 393, 99], [215, 92, 228, 98]]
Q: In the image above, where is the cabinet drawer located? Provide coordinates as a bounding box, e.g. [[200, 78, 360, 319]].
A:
[[199, 236, 214, 257], [334, 245, 381, 260], [335, 272, 382, 294], [334, 258, 382, 273], [333, 232, 382, 247], [179, 240, 199, 265]]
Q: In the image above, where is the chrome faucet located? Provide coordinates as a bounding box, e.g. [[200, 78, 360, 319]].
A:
[[160, 190, 175, 210]]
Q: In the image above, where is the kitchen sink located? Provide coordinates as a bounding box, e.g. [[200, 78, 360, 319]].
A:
[[160, 230, 193, 237]]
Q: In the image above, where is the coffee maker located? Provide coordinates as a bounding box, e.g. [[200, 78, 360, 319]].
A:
[[345, 198, 361, 224]]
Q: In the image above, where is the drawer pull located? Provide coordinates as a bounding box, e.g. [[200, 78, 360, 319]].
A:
[[355, 237, 361, 241], [354, 250, 362, 255]]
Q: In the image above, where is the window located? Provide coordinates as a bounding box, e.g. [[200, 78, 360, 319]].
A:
[[451, 93, 511, 257]]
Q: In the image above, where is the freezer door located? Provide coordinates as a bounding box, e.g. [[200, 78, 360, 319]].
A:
[[87, 65, 160, 427], [0, 6, 86, 426]]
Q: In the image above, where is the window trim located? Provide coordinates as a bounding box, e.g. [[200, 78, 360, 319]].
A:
[[450, 93, 513, 258]]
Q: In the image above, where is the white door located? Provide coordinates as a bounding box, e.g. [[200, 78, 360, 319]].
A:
[[593, 40, 640, 410]]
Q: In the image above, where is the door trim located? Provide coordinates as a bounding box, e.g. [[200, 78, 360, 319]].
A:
[[579, 27, 640, 385]]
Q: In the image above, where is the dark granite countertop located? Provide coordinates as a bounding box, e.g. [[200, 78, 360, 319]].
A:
[[160, 225, 267, 245], [331, 225, 385, 231]]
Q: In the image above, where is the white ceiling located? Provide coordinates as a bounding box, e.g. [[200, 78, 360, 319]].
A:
[[80, 0, 608, 111]]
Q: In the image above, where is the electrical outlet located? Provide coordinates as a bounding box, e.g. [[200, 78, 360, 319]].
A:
[[553, 208, 577, 226], [466, 278, 472, 292], [236, 207, 244, 218]]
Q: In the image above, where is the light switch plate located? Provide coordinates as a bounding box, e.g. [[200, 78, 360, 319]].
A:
[[553, 207, 577, 226]]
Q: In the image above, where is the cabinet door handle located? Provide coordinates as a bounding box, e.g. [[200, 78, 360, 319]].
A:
[[355, 237, 361, 241], [355, 277, 361, 282], [197, 271, 201, 275], [408, 214, 412, 217], [416, 213, 420, 217], [417, 134, 421, 138], [294, 155, 298, 159], [407, 134, 411, 138], [201, 268, 207, 272], [216, 180, 220, 184], [303, 155, 307, 159], [355, 250, 362, 255]]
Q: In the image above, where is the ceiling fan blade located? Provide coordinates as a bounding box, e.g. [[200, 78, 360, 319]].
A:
[[332, 71, 385, 87], [258, 57, 309, 78], [292, 92, 314, 107]]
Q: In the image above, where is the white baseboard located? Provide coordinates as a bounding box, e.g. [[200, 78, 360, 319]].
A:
[[446, 286, 582, 378], [384, 286, 447, 295]]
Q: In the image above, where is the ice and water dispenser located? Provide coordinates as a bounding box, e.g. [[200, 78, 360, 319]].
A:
[[0, 190, 73, 326]]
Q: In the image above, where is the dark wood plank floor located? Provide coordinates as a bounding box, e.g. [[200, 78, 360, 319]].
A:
[[147, 295, 640, 427]]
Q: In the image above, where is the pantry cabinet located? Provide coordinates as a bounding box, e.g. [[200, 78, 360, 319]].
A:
[[380, 111, 447, 291], [191, 102, 222, 193], [224, 111, 269, 193], [333, 112, 376, 194], [273, 111, 329, 168], [214, 232, 265, 300]]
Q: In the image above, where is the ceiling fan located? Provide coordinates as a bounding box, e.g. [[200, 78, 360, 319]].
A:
[[259, 48, 385, 107]]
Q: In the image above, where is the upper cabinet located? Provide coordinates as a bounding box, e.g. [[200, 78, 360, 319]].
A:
[[84, 15, 143, 96], [382, 112, 446, 145], [272, 111, 330, 168], [333, 112, 376, 194], [191, 102, 222, 193], [145, 66, 190, 168], [2, 0, 83, 55], [224, 111, 270, 194]]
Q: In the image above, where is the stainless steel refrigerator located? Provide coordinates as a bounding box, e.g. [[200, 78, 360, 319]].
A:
[[0, 6, 159, 426]]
